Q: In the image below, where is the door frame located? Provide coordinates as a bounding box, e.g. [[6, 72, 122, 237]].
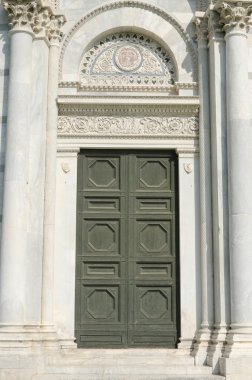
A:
[[54, 140, 200, 351]]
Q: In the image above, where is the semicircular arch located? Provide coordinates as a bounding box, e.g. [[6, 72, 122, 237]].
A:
[[60, 0, 198, 84]]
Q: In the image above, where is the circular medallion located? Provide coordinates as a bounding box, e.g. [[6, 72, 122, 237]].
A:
[[114, 45, 142, 72]]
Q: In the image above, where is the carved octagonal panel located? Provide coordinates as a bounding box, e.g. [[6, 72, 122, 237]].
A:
[[140, 290, 168, 319], [140, 160, 167, 188], [88, 159, 117, 188]]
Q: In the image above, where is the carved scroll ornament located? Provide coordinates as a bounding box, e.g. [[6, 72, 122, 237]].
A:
[[58, 116, 199, 138]]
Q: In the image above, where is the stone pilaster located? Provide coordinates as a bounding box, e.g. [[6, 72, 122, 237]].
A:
[[193, 12, 214, 365], [214, 1, 252, 376], [42, 13, 68, 345]]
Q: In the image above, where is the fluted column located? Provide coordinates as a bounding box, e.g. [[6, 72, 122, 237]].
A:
[[193, 13, 214, 364], [215, 0, 252, 360], [0, 0, 37, 324], [42, 14, 66, 328]]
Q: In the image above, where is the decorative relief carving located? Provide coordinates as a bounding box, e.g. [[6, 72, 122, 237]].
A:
[[3, 0, 38, 31], [58, 116, 199, 138], [58, 103, 200, 117], [59, 0, 198, 81], [114, 45, 142, 72], [214, 0, 252, 33], [194, 14, 209, 43], [80, 33, 176, 91], [47, 14, 66, 43], [32, 6, 51, 37], [3, 0, 65, 42], [184, 163, 193, 174], [207, 10, 223, 40]]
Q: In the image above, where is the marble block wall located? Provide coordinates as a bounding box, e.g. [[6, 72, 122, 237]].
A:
[[0, 8, 9, 245]]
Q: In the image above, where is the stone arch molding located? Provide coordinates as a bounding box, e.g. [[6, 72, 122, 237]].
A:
[[60, 0, 198, 86]]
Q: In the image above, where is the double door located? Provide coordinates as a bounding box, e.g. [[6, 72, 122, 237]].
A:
[[75, 150, 179, 347]]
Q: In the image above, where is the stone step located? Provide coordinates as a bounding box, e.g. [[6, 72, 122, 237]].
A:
[[42, 365, 214, 375], [47, 356, 195, 366], [46, 349, 195, 367], [34, 374, 225, 380]]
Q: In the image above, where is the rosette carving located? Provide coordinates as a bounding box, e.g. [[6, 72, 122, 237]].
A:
[[214, 1, 252, 33]]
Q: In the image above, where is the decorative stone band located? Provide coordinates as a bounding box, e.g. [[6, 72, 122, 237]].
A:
[[3, 0, 66, 42], [214, 0, 252, 33], [58, 116, 199, 139]]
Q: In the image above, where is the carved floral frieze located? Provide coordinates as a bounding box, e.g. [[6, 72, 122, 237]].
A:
[[58, 116, 199, 138]]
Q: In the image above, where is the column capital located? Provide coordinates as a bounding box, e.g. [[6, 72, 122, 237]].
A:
[[3, 1, 66, 43], [3, 0, 38, 33], [194, 12, 209, 47], [214, 0, 252, 34], [207, 9, 224, 41], [47, 14, 66, 45]]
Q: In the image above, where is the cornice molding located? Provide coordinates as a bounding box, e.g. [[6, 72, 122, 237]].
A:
[[59, 0, 198, 81], [214, 0, 252, 33]]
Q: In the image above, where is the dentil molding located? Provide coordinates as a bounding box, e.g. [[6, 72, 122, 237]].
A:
[[214, 0, 252, 33]]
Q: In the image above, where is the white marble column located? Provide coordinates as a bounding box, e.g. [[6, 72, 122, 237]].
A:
[[207, 8, 230, 372], [0, 1, 36, 324], [215, 0, 252, 365], [27, 8, 50, 325], [193, 13, 214, 365], [42, 15, 66, 328]]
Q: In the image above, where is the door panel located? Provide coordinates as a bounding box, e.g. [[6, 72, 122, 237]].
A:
[[75, 151, 178, 347]]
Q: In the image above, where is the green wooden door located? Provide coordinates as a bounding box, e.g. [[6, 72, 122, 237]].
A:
[[75, 150, 179, 348]]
